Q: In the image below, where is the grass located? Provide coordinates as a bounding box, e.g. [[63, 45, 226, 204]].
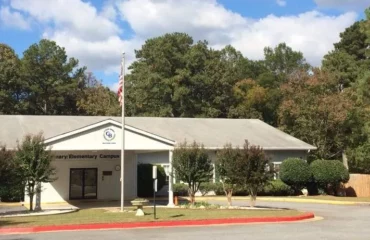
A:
[[284, 195, 370, 202], [187, 195, 370, 203], [0, 208, 302, 228]]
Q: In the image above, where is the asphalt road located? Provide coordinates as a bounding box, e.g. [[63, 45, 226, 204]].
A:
[[1, 200, 370, 240]]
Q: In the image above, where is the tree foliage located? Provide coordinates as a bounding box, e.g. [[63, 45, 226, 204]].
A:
[[0, 146, 23, 201], [0, 44, 23, 114], [280, 158, 312, 193], [279, 69, 354, 160], [215, 144, 242, 206], [15, 133, 56, 211], [310, 160, 350, 195], [238, 141, 272, 207], [172, 141, 213, 204], [20, 39, 85, 115]]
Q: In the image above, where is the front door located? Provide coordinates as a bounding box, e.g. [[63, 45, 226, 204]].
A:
[[69, 168, 97, 200]]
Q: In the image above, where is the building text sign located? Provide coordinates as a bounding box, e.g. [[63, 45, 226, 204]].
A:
[[54, 154, 120, 160]]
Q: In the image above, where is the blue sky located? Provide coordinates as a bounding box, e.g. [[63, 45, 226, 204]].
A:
[[0, 0, 368, 89]]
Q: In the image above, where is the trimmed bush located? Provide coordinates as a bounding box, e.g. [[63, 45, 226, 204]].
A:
[[280, 158, 312, 193], [199, 182, 224, 196], [137, 164, 166, 197], [172, 183, 188, 196], [310, 160, 350, 195], [259, 180, 294, 196]]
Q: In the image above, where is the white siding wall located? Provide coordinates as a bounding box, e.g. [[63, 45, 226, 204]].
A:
[[30, 150, 137, 203]]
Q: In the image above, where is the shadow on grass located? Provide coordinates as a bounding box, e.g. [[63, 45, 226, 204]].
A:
[[0, 219, 30, 228], [170, 214, 185, 218]]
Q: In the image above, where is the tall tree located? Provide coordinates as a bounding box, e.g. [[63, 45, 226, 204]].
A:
[[126, 33, 252, 118], [16, 133, 56, 211], [263, 43, 310, 82], [20, 39, 85, 115], [0, 44, 23, 114], [335, 21, 368, 61], [322, 50, 361, 89], [77, 84, 120, 116], [360, 7, 370, 58], [278, 69, 354, 161]]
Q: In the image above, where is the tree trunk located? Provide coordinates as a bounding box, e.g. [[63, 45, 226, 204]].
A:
[[342, 151, 349, 170], [29, 193, 34, 211], [226, 190, 233, 207], [29, 183, 35, 211], [34, 183, 42, 212], [249, 189, 256, 208]]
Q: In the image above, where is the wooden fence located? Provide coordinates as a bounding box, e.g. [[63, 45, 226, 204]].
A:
[[345, 174, 370, 197]]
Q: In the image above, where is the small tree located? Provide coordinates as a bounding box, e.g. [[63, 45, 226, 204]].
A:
[[172, 141, 213, 204], [238, 141, 272, 207], [280, 158, 312, 194], [0, 146, 23, 202], [16, 133, 56, 211], [310, 160, 350, 195], [216, 144, 242, 206]]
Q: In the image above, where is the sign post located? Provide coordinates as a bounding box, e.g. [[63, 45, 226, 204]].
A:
[[153, 166, 157, 220]]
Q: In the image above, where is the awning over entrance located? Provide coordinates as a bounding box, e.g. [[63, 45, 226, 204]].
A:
[[44, 119, 175, 151]]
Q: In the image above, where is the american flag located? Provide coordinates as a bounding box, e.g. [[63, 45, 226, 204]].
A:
[[117, 57, 124, 106]]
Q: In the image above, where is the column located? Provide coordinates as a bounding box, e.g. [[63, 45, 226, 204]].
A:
[[167, 150, 175, 207]]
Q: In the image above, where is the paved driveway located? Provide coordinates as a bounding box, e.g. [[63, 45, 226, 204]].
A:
[[1, 200, 370, 240]]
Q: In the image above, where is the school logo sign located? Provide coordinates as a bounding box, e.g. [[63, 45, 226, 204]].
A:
[[103, 128, 116, 142]]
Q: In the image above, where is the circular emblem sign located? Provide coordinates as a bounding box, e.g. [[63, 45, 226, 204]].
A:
[[103, 128, 116, 141]]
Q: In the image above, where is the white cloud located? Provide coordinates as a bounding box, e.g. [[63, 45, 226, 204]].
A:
[[0, 6, 30, 30], [229, 11, 358, 66], [118, 0, 357, 66], [314, 0, 370, 10], [9, 0, 121, 41], [276, 0, 287, 7], [0, 0, 359, 76]]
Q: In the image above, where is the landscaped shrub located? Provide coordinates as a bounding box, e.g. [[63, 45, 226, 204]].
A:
[[310, 160, 350, 195], [199, 182, 224, 196], [259, 180, 294, 196], [137, 164, 166, 197], [279, 158, 312, 194], [172, 183, 188, 196]]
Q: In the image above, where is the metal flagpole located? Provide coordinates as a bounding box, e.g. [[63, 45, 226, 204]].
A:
[[120, 53, 125, 212]]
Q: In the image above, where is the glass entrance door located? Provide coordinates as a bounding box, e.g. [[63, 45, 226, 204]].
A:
[[69, 168, 97, 200]]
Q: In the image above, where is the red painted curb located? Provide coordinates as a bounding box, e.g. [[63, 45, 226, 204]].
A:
[[0, 212, 314, 234]]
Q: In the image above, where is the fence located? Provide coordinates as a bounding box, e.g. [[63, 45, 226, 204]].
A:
[[345, 174, 370, 197]]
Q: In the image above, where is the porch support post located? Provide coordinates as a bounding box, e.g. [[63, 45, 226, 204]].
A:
[[167, 150, 175, 207]]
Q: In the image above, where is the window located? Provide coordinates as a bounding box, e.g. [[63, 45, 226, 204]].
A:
[[161, 164, 170, 183], [273, 163, 281, 180]]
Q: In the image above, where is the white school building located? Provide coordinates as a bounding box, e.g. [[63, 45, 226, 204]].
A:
[[0, 115, 316, 205]]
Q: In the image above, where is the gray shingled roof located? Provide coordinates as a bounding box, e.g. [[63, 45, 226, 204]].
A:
[[0, 115, 316, 150]]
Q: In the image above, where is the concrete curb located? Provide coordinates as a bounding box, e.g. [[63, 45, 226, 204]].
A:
[[189, 197, 365, 205], [0, 212, 314, 234]]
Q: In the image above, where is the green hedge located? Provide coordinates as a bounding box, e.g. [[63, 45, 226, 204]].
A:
[[137, 164, 166, 197], [310, 160, 349, 194], [175, 180, 294, 197], [280, 158, 312, 192], [259, 180, 294, 196]]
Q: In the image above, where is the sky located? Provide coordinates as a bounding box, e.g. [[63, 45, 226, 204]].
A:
[[0, 0, 369, 90]]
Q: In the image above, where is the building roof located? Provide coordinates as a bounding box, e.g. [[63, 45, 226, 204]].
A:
[[0, 115, 316, 150]]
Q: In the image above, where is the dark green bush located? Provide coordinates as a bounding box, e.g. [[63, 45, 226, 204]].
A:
[[173, 183, 188, 196], [137, 164, 166, 197], [310, 160, 350, 195], [259, 180, 294, 196], [280, 158, 312, 193]]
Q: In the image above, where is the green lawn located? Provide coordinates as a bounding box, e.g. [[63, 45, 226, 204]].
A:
[[0, 208, 302, 228]]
